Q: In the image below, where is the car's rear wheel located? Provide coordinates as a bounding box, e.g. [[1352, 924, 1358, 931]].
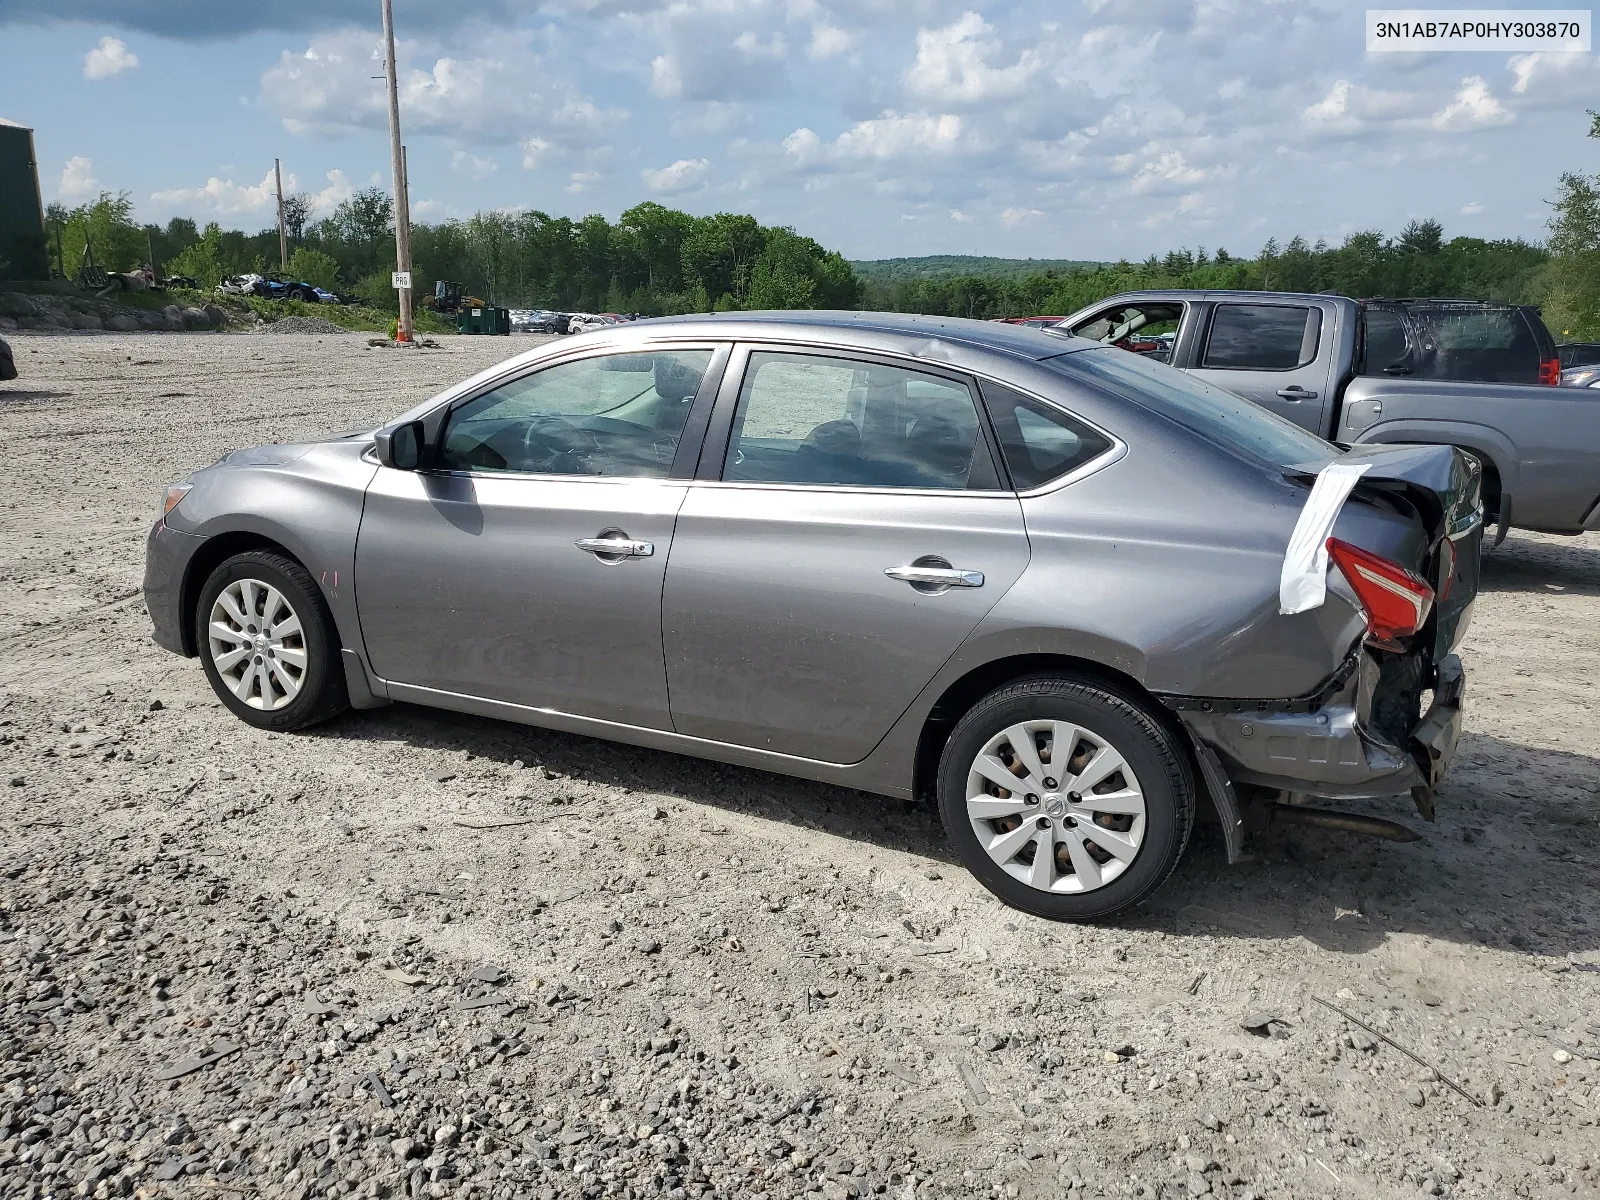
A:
[[937, 675, 1194, 921], [196, 551, 348, 731]]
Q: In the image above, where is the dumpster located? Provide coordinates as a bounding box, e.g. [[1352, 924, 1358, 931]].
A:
[[457, 305, 510, 335]]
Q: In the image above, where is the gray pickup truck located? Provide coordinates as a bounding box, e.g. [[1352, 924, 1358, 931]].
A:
[[1059, 291, 1600, 539]]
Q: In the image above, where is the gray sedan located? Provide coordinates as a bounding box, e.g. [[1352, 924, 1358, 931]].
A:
[[145, 313, 1480, 920]]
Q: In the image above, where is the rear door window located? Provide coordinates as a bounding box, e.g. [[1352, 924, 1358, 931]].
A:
[[1361, 309, 1412, 375], [1201, 304, 1321, 370], [723, 351, 1001, 490]]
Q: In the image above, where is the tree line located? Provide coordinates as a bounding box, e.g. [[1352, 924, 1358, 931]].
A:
[[45, 192, 861, 316], [37, 116, 1600, 338], [859, 225, 1553, 326]]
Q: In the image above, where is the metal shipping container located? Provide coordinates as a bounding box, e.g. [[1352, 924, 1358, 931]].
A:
[[0, 119, 50, 282]]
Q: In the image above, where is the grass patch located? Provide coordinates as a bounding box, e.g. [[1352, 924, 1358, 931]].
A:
[[238, 296, 457, 334]]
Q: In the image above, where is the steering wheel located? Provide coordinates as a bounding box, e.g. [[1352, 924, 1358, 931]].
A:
[[520, 415, 595, 474]]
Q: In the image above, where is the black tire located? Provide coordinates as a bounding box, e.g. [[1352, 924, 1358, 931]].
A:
[[936, 674, 1195, 921], [195, 550, 349, 731]]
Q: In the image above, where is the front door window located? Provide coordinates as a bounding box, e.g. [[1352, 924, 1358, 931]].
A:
[[439, 350, 712, 477], [1069, 303, 1183, 363]]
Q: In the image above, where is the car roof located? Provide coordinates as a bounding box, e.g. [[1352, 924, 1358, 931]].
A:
[[624, 310, 1098, 361]]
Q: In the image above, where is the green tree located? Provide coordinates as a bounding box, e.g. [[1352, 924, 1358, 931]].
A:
[[46, 192, 145, 277], [287, 247, 342, 291], [1543, 171, 1600, 337], [166, 222, 258, 289]]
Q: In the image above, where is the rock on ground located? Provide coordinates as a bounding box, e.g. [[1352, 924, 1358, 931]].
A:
[[0, 333, 1597, 1200]]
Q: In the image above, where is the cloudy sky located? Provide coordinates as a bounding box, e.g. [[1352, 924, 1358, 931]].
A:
[[0, 0, 1595, 261]]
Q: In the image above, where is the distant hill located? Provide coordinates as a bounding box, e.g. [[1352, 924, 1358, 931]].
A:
[[851, 255, 1104, 282]]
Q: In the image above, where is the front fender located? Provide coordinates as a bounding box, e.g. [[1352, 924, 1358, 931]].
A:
[[164, 441, 377, 667]]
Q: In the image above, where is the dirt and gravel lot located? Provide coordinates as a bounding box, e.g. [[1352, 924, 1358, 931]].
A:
[[1, 330, 1597, 1200]]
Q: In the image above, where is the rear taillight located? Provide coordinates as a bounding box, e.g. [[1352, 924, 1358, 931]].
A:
[[1539, 356, 1561, 386], [1327, 538, 1435, 651]]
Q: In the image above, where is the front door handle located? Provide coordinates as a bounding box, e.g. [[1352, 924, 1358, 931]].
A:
[[575, 536, 654, 558], [885, 565, 984, 588], [1276, 385, 1318, 400]]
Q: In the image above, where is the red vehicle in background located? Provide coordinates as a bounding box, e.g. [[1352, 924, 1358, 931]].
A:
[[991, 315, 1068, 329]]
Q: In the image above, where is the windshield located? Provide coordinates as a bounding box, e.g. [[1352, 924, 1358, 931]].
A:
[[1058, 346, 1337, 471]]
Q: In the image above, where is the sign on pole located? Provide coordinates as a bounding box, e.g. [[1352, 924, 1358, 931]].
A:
[[392, 270, 412, 290]]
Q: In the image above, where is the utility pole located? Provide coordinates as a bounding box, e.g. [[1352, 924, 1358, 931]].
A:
[[274, 158, 289, 271], [380, 0, 414, 342]]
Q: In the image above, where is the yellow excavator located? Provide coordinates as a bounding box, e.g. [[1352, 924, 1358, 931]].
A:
[[421, 280, 509, 335], [419, 281, 486, 314]]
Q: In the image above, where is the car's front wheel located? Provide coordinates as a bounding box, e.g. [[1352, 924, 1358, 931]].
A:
[[196, 551, 348, 731], [937, 675, 1194, 921]]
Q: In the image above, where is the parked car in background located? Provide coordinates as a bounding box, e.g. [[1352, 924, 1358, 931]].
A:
[[145, 312, 1480, 921], [1561, 365, 1600, 388], [995, 316, 1069, 329], [567, 313, 620, 334], [1058, 292, 1600, 539], [1557, 342, 1600, 370], [217, 273, 326, 304]]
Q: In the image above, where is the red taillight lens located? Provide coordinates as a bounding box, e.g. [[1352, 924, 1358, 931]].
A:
[[1327, 538, 1435, 650], [1539, 357, 1561, 386]]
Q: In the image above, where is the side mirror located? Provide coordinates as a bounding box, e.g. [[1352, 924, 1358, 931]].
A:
[[375, 420, 424, 470]]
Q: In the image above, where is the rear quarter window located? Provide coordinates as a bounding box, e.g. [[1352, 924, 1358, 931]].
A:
[[1057, 347, 1337, 472], [1404, 305, 1540, 384]]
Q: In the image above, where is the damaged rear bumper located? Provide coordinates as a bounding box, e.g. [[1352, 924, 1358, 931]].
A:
[[1168, 651, 1465, 803]]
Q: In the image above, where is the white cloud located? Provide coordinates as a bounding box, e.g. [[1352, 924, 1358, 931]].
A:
[[151, 167, 353, 219], [83, 36, 138, 81], [1301, 79, 1417, 134], [520, 138, 551, 168], [58, 156, 99, 203], [566, 171, 601, 195], [1128, 149, 1218, 195], [1430, 77, 1510, 132], [669, 101, 749, 137], [949, 208, 971, 223], [999, 207, 1043, 226], [905, 12, 1039, 105], [261, 30, 621, 150], [808, 23, 854, 59], [1460, 201, 1484, 215], [647, 11, 791, 102], [1142, 192, 1206, 227], [785, 112, 973, 169], [641, 157, 710, 194], [451, 150, 498, 180], [1507, 50, 1592, 96]]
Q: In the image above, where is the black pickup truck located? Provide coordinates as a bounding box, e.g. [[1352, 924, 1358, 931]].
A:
[[1059, 292, 1600, 539]]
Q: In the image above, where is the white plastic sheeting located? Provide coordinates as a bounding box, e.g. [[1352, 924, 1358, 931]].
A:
[[1279, 462, 1372, 615]]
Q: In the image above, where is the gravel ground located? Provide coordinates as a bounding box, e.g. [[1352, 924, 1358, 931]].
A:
[[1, 332, 1597, 1200]]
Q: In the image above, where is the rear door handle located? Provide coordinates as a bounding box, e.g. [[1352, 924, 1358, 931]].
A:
[[1276, 386, 1318, 400], [575, 536, 654, 558], [885, 565, 984, 588]]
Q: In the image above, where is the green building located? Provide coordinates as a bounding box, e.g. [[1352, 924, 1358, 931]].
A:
[[0, 119, 50, 281]]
